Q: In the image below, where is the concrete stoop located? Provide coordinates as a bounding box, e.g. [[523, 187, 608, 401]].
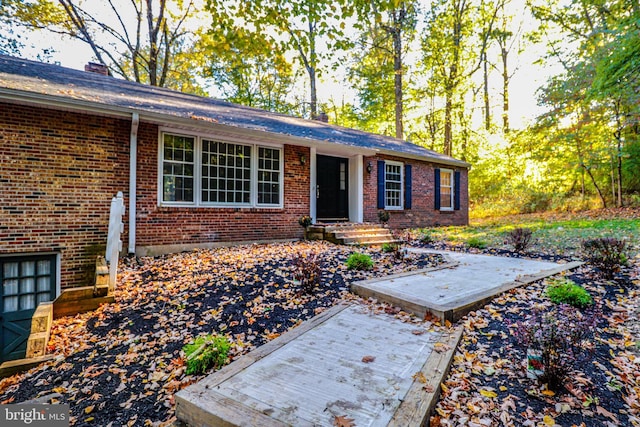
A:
[[307, 223, 400, 246]]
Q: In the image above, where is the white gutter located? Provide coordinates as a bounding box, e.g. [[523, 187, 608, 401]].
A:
[[129, 112, 139, 254]]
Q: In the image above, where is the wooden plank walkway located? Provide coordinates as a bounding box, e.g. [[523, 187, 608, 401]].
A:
[[176, 304, 462, 427]]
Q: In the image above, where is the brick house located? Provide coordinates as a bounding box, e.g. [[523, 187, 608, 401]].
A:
[[0, 55, 468, 359]]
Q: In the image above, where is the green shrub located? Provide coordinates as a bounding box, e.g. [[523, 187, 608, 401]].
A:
[[346, 252, 374, 270], [183, 334, 230, 375], [419, 230, 435, 244], [507, 227, 533, 252], [581, 237, 628, 279], [466, 237, 488, 249], [381, 242, 399, 253], [378, 210, 390, 224], [545, 278, 593, 308]]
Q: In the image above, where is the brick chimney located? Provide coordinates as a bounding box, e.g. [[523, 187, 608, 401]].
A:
[[84, 62, 109, 76], [316, 111, 329, 123]]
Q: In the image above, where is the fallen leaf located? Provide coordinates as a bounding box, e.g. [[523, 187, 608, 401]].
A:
[[541, 389, 555, 397], [333, 415, 356, 427], [413, 371, 427, 383], [596, 406, 619, 423], [85, 405, 95, 414], [361, 355, 375, 363], [543, 415, 555, 426], [480, 389, 497, 398]]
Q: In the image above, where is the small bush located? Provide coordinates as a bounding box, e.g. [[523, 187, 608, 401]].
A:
[[581, 237, 628, 279], [346, 252, 374, 270], [545, 278, 593, 308], [466, 237, 488, 249], [419, 231, 434, 244], [291, 252, 321, 294], [298, 215, 312, 228], [507, 227, 533, 252], [510, 304, 599, 390], [378, 210, 390, 224], [183, 334, 230, 375], [381, 242, 399, 253]]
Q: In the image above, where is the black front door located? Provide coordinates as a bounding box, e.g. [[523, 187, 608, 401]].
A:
[[316, 155, 349, 221], [1, 255, 57, 362]]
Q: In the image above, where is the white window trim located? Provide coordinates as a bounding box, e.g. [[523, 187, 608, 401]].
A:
[[157, 129, 284, 208], [384, 160, 404, 211], [440, 168, 454, 211]]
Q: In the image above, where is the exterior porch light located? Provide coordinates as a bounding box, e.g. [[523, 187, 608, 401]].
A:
[[300, 154, 307, 165], [366, 162, 373, 174]]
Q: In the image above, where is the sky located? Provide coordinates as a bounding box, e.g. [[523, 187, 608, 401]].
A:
[[10, 0, 558, 131]]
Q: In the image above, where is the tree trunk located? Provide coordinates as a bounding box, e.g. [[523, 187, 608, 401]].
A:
[[583, 164, 607, 208], [393, 28, 403, 140], [483, 50, 490, 130], [501, 45, 510, 133], [444, 90, 453, 156]]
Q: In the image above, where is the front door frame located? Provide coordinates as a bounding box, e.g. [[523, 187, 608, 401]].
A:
[[310, 147, 363, 224]]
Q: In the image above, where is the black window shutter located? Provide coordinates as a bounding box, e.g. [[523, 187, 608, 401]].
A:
[[454, 170, 461, 210], [404, 164, 412, 209], [377, 160, 385, 209], [434, 168, 441, 210]]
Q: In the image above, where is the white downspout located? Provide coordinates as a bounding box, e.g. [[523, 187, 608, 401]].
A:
[[128, 112, 139, 254]]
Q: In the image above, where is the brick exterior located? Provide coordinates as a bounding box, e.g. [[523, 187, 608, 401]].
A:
[[0, 103, 130, 289], [363, 154, 469, 228], [135, 131, 310, 247], [0, 101, 465, 290]]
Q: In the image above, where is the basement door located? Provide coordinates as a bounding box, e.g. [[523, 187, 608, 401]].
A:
[[316, 155, 349, 222], [0, 255, 57, 362]]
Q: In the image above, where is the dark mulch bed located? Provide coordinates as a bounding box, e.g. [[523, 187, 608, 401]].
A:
[[0, 241, 442, 427], [431, 249, 640, 427]]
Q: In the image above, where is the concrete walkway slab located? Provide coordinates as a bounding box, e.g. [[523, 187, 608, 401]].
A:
[[352, 250, 583, 322], [175, 304, 462, 427]]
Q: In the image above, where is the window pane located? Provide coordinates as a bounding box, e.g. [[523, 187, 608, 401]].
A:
[[440, 171, 453, 209], [162, 134, 195, 202], [202, 140, 251, 205], [20, 294, 35, 310], [3, 279, 18, 296], [4, 262, 18, 279], [385, 163, 403, 208], [37, 276, 50, 293], [257, 147, 281, 205], [3, 296, 18, 312], [20, 277, 35, 294]]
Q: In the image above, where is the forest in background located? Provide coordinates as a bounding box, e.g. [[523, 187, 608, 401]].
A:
[[1, 0, 638, 218]]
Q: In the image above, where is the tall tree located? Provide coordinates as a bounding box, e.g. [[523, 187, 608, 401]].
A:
[[421, 0, 482, 157], [351, 0, 418, 139], [236, 0, 353, 119], [200, 26, 296, 114], [10, 0, 204, 90]]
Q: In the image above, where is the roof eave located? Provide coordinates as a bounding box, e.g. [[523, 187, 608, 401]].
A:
[[376, 148, 471, 169], [0, 87, 378, 155]]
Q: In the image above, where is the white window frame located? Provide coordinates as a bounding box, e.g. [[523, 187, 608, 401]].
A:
[[158, 130, 284, 208], [439, 168, 454, 211], [384, 160, 404, 210]]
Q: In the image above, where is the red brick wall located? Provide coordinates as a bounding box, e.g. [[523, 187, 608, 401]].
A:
[[0, 103, 130, 289], [134, 129, 310, 248], [363, 154, 469, 228]]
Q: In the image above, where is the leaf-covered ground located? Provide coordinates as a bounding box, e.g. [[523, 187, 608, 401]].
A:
[[0, 241, 442, 426], [429, 260, 640, 427]]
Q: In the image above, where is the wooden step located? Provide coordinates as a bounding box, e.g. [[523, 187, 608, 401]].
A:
[[321, 224, 397, 246]]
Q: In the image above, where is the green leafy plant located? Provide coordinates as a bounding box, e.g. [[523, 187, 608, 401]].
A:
[[419, 230, 435, 244], [466, 236, 487, 249], [346, 252, 374, 270], [377, 210, 390, 224], [507, 227, 533, 252], [581, 237, 628, 279], [381, 242, 399, 253], [298, 215, 312, 228], [545, 278, 593, 308], [183, 334, 230, 375], [291, 252, 321, 294]]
